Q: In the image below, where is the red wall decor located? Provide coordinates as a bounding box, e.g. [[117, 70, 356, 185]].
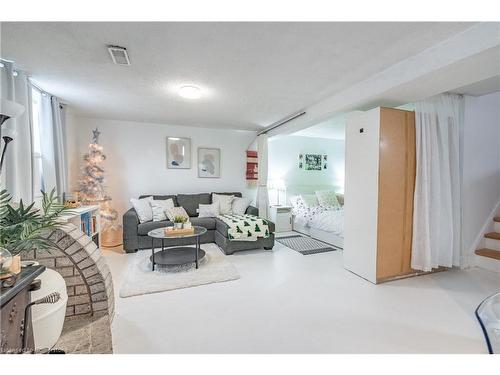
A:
[[246, 150, 258, 180]]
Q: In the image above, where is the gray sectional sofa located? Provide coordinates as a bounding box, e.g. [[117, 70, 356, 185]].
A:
[[123, 192, 275, 254]]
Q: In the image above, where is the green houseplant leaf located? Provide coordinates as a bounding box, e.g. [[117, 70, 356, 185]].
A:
[[0, 188, 72, 256]]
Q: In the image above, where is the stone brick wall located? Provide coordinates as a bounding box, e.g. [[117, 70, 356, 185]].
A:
[[22, 223, 114, 320]]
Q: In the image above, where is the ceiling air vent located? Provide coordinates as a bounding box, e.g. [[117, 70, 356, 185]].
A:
[[107, 45, 130, 66]]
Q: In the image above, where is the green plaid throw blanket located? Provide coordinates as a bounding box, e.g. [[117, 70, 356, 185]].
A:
[[217, 214, 271, 241]]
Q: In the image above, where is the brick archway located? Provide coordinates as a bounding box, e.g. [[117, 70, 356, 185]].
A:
[[23, 223, 114, 319]]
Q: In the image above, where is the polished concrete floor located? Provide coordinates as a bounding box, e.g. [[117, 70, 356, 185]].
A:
[[103, 240, 500, 353]]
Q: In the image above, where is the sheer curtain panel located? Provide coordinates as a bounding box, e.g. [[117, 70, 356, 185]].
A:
[[0, 61, 33, 202], [256, 134, 269, 218], [411, 93, 463, 271], [51, 97, 68, 197]]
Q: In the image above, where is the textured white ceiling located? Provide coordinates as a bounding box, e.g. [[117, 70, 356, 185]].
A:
[[1, 22, 475, 130]]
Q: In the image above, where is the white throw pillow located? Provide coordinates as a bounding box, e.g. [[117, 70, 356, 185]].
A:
[[198, 202, 220, 218], [150, 199, 175, 222], [130, 196, 154, 223], [231, 197, 251, 215], [300, 194, 319, 208], [212, 194, 234, 215], [315, 190, 340, 208], [289, 195, 301, 209], [165, 206, 189, 222]]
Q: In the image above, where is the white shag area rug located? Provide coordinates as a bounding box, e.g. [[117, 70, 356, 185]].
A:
[[119, 243, 240, 298]]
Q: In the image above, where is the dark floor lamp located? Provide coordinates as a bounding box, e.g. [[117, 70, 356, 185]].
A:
[[0, 99, 25, 175]]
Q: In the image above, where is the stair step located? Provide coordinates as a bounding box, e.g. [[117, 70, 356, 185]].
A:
[[485, 232, 500, 240], [494, 216, 500, 222], [475, 248, 500, 260]]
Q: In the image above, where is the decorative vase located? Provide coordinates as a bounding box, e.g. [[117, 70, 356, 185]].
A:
[[0, 247, 13, 276], [174, 222, 183, 229], [0, 251, 21, 288]]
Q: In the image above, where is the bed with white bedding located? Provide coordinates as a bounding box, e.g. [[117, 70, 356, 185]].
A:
[[289, 190, 344, 249]]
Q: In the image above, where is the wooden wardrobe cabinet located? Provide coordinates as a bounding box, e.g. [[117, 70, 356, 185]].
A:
[[344, 107, 416, 284]]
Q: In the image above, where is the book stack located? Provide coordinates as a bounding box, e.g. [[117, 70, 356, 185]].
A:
[[81, 212, 92, 236], [81, 213, 98, 236]]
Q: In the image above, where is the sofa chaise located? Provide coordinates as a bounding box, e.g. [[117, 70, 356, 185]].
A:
[[123, 192, 275, 254]]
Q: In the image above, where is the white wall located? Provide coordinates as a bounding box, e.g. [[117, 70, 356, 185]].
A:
[[462, 91, 500, 257], [268, 135, 345, 198], [66, 115, 257, 223], [343, 108, 381, 284]]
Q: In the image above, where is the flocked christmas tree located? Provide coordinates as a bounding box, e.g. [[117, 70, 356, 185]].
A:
[[79, 128, 120, 235]]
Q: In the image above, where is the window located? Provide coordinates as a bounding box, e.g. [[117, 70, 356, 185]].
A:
[[31, 86, 44, 197]]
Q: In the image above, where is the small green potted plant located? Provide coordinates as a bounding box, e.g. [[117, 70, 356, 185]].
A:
[[0, 188, 71, 282], [172, 216, 187, 229]]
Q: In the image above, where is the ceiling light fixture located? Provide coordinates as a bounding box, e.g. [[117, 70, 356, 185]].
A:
[[178, 85, 202, 99]]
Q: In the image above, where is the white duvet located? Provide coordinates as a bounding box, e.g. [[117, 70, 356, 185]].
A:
[[292, 200, 344, 237], [309, 209, 344, 237]]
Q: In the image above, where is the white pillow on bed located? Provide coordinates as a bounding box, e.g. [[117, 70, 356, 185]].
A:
[[299, 194, 319, 208], [315, 190, 340, 208], [289, 195, 301, 208]]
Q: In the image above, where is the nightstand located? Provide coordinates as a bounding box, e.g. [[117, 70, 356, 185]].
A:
[[269, 205, 293, 232]]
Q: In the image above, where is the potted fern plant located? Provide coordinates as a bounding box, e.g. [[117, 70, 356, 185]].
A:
[[0, 188, 71, 279]]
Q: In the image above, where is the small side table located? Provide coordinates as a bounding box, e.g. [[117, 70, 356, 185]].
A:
[[269, 205, 293, 232]]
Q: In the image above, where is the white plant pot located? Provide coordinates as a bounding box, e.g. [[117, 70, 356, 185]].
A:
[[30, 268, 68, 350], [174, 223, 183, 229]]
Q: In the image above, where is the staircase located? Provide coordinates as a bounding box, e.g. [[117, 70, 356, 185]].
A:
[[475, 216, 500, 272]]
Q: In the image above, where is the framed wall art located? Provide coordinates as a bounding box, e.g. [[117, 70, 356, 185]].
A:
[[198, 147, 221, 178], [299, 153, 328, 170], [166, 137, 191, 169]]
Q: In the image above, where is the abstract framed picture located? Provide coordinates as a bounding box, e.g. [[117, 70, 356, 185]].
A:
[[166, 137, 191, 169], [304, 154, 322, 171], [198, 147, 221, 178]]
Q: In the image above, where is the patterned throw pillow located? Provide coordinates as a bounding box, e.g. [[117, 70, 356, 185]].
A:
[[315, 190, 340, 208], [300, 194, 319, 208], [212, 194, 235, 215], [130, 196, 153, 223], [198, 202, 220, 218], [150, 199, 175, 222], [166, 206, 189, 222], [231, 197, 251, 215]]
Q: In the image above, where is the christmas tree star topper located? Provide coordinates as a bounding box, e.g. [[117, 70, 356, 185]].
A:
[[92, 128, 101, 144]]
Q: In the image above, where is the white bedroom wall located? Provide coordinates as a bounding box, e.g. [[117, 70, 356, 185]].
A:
[[462, 91, 500, 257], [66, 115, 257, 223], [268, 135, 345, 195]]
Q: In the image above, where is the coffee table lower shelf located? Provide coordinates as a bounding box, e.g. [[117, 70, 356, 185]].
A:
[[150, 247, 206, 270]]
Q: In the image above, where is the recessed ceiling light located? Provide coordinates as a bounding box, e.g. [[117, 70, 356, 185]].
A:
[[178, 85, 202, 99]]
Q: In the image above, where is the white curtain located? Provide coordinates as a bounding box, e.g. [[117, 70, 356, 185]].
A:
[[40, 92, 57, 194], [0, 61, 33, 203], [52, 97, 68, 198], [411, 93, 463, 271], [256, 133, 269, 218]]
